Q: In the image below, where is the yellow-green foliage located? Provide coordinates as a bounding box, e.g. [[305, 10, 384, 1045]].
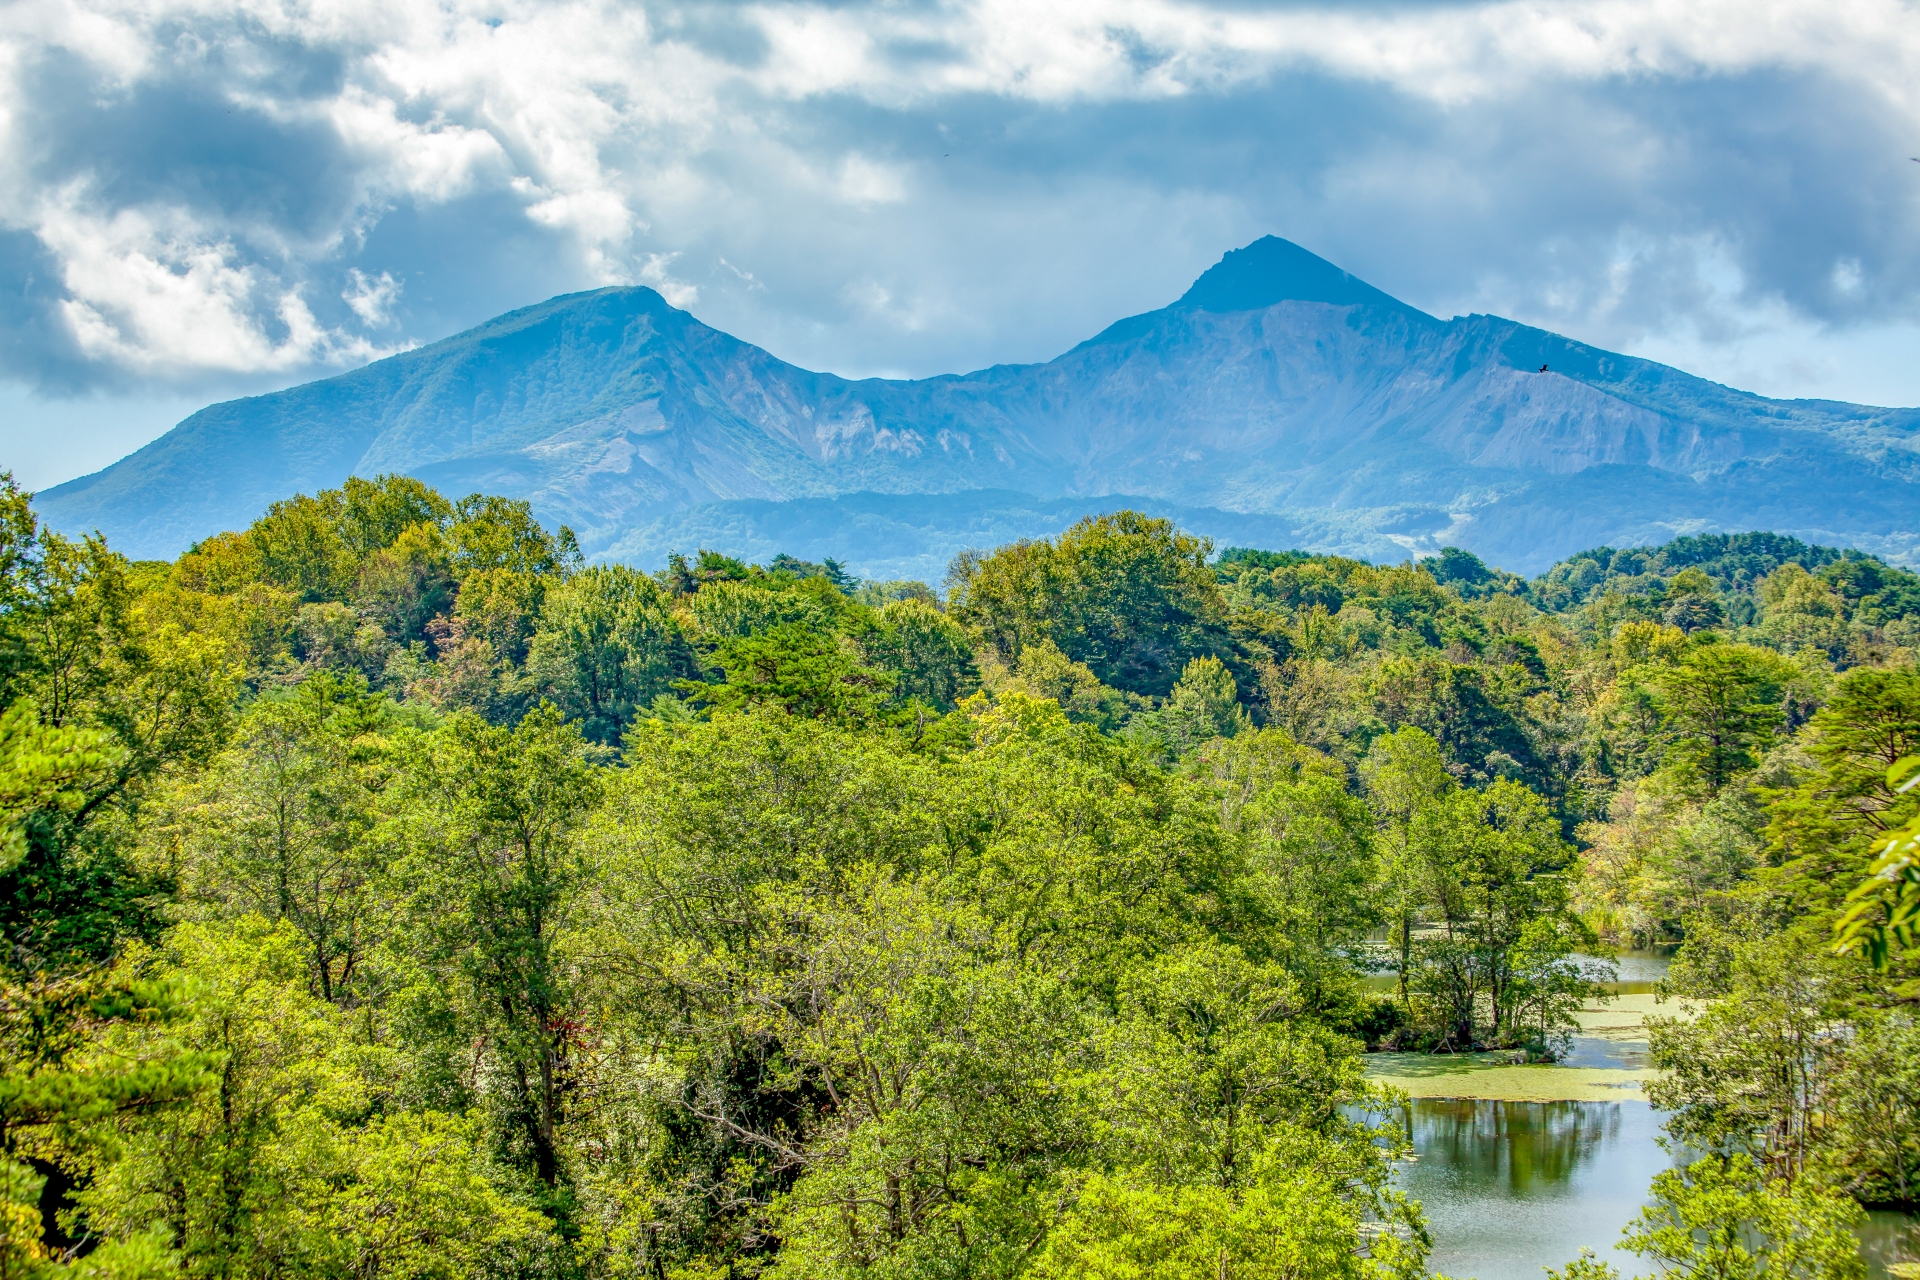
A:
[[4, 471, 1919, 1280]]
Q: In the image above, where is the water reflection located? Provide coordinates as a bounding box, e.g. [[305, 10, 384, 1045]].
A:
[[1863, 1211, 1920, 1279], [1374, 947, 1919, 1279], [1605, 948, 1677, 987], [1398, 1099, 1673, 1280], [1409, 1099, 1628, 1195], [1399, 1099, 1920, 1280], [1558, 1032, 1651, 1071]]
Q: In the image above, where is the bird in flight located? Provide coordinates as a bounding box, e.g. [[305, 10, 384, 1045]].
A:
[[1539, 364, 1550, 373]]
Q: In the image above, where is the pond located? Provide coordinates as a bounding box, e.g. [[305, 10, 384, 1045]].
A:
[[1399, 1098, 1920, 1280], [1368, 948, 1920, 1278], [1397, 1097, 1668, 1279]]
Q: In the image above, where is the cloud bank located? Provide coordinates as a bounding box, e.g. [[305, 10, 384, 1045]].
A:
[[3, 0, 1919, 474]]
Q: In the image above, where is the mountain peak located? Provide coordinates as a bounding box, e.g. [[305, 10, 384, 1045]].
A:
[[34, 236, 1920, 577], [1175, 236, 1416, 315]]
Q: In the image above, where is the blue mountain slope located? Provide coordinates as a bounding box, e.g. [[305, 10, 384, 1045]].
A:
[[35, 236, 1920, 576]]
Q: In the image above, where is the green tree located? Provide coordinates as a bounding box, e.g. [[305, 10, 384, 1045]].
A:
[[393, 706, 601, 1192], [1009, 639, 1134, 732], [1411, 779, 1591, 1050], [753, 876, 1090, 1280], [353, 522, 454, 646], [686, 624, 893, 726], [1835, 753, 1920, 973], [1784, 672, 1920, 975], [1197, 729, 1375, 1005], [1649, 926, 1835, 1181], [1663, 567, 1726, 633], [1360, 728, 1454, 1008], [684, 578, 836, 641], [527, 565, 685, 743], [1656, 644, 1796, 796], [1096, 942, 1389, 1194], [1366, 654, 1541, 789], [250, 492, 354, 603], [156, 674, 391, 1003], [0, 700, 119, 873], [1147, 656, 1251, 757], [1028, 1161, 1423, 1280], [0, 518, 235, 967], [859, 598, 977, 711], [1768, 667, 1920, 891], [336, 475, 453, 557], [1359, 728, 1594, 1051], [74, 919, 375, 1278], [1812, 1014, 1920, 1204], [1549, 1154, 1864, 1280], [0, 475, 44, 701], [73, 918, 546, 1280], [448, 494, 577, 579], [322, 1111, 548, 1280], [949, 512, 1229, 696]]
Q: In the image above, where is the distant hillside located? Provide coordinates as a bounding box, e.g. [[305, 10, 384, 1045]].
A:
[[35, 236, 1920, 575], [1218, 528, 1920, 671]]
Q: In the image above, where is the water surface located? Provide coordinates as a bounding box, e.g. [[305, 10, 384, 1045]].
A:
[[1398, 1098, 1671, 1280], [1401, 1098, 1919, 1280], [1372, 946, 1917, 1278]]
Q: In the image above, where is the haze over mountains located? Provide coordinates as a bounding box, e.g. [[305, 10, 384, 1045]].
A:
[[36, 238, 1920, 579]]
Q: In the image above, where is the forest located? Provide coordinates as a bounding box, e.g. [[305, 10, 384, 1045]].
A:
[[0, 469, 1915, 1280]]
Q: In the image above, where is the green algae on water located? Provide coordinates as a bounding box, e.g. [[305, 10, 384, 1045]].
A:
[[1364, 1052, 1652, 1102]]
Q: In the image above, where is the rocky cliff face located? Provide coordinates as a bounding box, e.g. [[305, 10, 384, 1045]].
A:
[[37, 237, 1920, 576]]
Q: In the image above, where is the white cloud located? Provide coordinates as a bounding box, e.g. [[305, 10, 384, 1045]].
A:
[[38, 191, 398, 375], [343, 267, 401, 326], [325, 84, 511, 206], [1831, 258, 1865, 300], [735, 0, 1920, 109], [0, 0, 1917, 403], [836, 153, 907, 206], [718, 257, 763, 289], [638, 251, 697, 308]]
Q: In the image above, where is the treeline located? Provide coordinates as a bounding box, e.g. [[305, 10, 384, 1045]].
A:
[[0, 471, 1914, 1280]]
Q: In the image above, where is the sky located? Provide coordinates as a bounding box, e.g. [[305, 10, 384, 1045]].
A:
[[3, 0, 1919, 491]]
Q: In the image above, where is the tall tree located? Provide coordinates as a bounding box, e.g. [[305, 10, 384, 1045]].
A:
[[160, 674, 392, 1003], [1656, 644, 1796, 796], [1360, 728, 1454, 1007], [395, 706, 602, 1193]]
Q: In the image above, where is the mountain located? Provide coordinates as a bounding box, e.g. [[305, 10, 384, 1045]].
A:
[[35, 237, 1920, 578]]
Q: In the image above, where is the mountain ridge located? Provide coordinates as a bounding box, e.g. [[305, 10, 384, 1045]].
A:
[[35, 236, 1920, 576]]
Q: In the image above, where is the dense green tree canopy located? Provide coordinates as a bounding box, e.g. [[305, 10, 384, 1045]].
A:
[[949, 512, 1230, 697], [3, 466, 1919, 1279]]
